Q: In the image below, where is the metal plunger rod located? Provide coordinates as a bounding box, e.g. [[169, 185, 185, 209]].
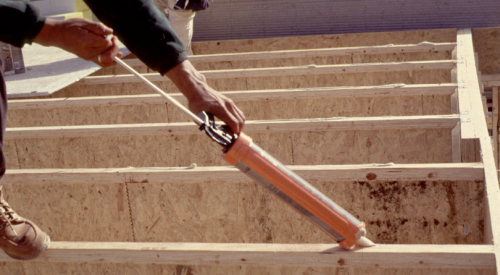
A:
[[113, 57, 204, 125]]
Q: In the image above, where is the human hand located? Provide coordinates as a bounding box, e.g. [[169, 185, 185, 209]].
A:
[[34, 18, 123, 67], [166, 60, 245, 134]]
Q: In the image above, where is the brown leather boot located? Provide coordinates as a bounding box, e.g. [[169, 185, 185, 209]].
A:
[[0, 186, 50, 260]]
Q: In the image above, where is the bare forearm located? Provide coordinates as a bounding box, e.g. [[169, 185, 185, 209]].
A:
[[166, 60, 245, 133]]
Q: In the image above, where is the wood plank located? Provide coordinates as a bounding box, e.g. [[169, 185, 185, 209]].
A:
[[494, 87, 499, 169], [451, 123, 461, 162], [78, 60, 456, 85], [7, 84, 458, 111], [123, 42, 457, 66], [456, 30, 485, 139], [457, 29, 500, 272], [1, 163, 484, 184], [483, 74, 500, 89], [4, 115, 460, 140], [0, 242, 494, 269]]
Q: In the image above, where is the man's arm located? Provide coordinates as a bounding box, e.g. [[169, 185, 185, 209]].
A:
[[85, 0, 245, 133]]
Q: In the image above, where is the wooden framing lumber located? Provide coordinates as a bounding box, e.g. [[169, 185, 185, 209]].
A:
[[7, 84, 458, 110], [457, 29, 500, 272], [456, 30, 487, 139], [4, 115, 460, 139], [1, 163, 484, 184], [483, 74, 500, 89], [493, 87, 499, 169], [79, 60, 456, 85], [0, 242, 494, 269], [123, 42, 457, 66]]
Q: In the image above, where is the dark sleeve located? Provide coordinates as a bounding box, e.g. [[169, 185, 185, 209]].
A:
[[0, 0, 46, 47], [84, 0, 188, 75]]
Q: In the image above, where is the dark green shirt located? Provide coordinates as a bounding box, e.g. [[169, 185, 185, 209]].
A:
[[0, 0, 46, 47], [0, 0, 187, 74]]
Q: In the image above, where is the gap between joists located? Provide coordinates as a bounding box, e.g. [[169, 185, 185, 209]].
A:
[[4, 115, 460, 139], [78, 60, 456, 85], [8, 84, 458, 110], [122, 42, 457, 65]]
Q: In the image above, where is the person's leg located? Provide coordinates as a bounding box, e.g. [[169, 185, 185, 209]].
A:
[[0, 70, 50, 260], [167, 0, 195, 55]]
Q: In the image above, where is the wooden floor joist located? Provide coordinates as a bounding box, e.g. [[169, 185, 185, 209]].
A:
[[0, 242, 494, 269], [4, 115, 460, 139], [79, 60, 456, 85], [7, 83, 458, 110], [483, 74, 500, 89], [1, 163, 484, 184], [456, 29, 500, 272], [123, 42, 457, 66]]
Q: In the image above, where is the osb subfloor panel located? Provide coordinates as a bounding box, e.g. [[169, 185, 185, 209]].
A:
[[7, 95, 451, 127], [7, 104, 169, 127], [167, 95, 451, 123], [193, 52, 453, 71], [129, 180, 483, 244], [93, 51, 453, 76], [46, 70, 451, 98], [0, 180, 483, 245], [1, 183, 133, 242], [0, 263, 493, 275], [191, 29, 457, 55], [474, 27, 500, 75], [4, 129, 451, 169]]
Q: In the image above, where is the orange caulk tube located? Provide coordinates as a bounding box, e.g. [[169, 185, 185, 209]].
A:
[[224, 132, 369, 249]]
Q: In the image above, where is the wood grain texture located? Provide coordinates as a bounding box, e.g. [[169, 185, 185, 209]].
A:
[[1, 163, 484, 184], [0, 243, 493, 269]]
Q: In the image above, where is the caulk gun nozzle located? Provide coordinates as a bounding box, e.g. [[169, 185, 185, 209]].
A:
[[356, 236, 376, 247]]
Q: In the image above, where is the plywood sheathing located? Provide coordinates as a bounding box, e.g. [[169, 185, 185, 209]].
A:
[[1, 183, 133, 242], [128, 179, 483, 244], [0, 178, 484, 245], [6, 94, 451, 127], [473, 28, 500, 75], [5, 129, 451, 169], [7, 104, 169, 127], [41, 70, 451, 99], [191, 30, 457, 54]]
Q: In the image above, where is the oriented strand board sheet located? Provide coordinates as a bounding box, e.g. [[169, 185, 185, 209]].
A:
[[4, 128, 450, 170], [6, 94, 451, 127], [473, 27, 500, 75], [191, 30, 457, 55], [128, 179, 483, 244], [4, 133, 292, 169], [291, 129, 452, 165], [0, 183, 133, 242], [194, 51, 453, 71], [0, 263, 494, 275], [48, 70, 452, 98], [3, 42, 130, 99], [6, 104, 169, 127], [167, 95, 452, 123]]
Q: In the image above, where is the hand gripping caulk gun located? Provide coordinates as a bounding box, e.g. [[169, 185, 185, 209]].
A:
[[114, 57, 375, 249]]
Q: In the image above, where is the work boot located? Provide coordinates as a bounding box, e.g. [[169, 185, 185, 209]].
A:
[[0, 186, 50, 260]]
